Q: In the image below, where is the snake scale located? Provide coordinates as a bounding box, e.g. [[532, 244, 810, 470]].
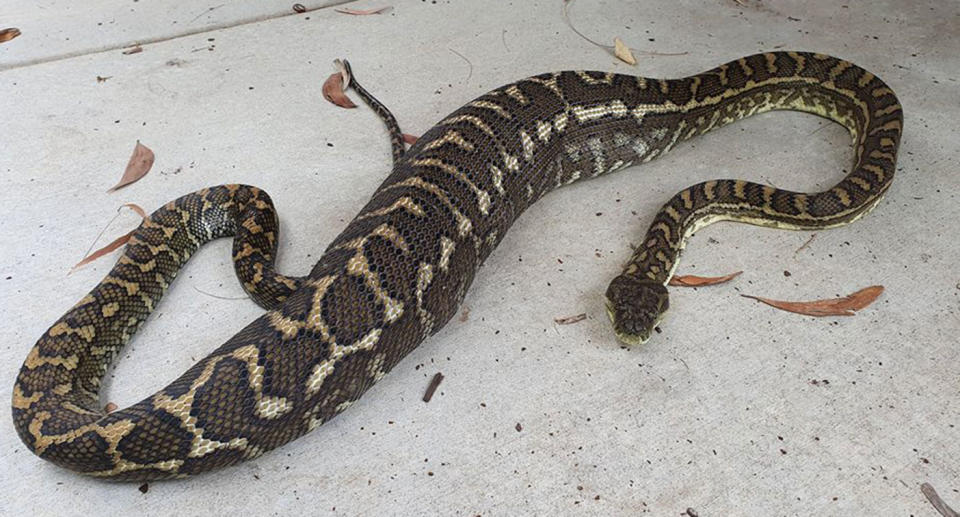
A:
[[12, 51, 902, 480]]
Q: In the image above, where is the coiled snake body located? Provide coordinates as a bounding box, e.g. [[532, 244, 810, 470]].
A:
[[12, 52, 902, 480]]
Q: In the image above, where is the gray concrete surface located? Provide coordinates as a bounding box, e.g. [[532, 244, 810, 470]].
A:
[[1, 0, 957, 515]]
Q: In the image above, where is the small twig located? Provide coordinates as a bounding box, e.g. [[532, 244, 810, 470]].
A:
[[423, 373, 444, 402], [192, 285, 249, 301], [448, 48, 473, 83], [554, 313, 587, 325], [795, 233, 817, 254], [922, 483, 959, 517], [501, 29, 510, 52], [561, 0, 687, 58], [190, 4, 225, 23]]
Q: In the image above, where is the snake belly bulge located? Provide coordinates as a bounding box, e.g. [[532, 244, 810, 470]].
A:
[[12, 51, 902, 480]]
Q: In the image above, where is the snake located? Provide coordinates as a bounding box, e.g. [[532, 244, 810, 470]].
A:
[[12, 51, 902, 480]]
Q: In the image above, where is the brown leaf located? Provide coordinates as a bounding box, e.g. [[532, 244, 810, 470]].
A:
[[741, 285, 884, 317], [554, 313, 587, 325], [104, 402, 118, 413], [122, 45, 143, 55], [322, 61, 357, 109], [402, 133, 419, 145], [0, 28, 21, 44], [613, 37, 637, 65], [334, 6, 391, 15], [669, 270, 742, 287], [109, 141, 154, 192], [72, 204, 147, 270]]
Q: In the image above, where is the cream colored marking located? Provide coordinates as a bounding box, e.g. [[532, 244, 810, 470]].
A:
[[869, 120, 903, 136], [872, 87, 895, 98], [680, 189, 694, 210], [703, 180, 718, 200], [879, 137, 896, 148], [306, 360, 335, 395], [526, 184, 534, 199], [11, 385, 42, 410], [502, 152, 520, 173], [651, 222, 672, 241], [873, 104, 901, 117], [665, 206, 682, 222], [441, 114, 496, 138], [828, 60, 852, 80], [468, 100, 512, 118], [490, 165, 505, 194], [858, 71, 875, 87], [526, 73, 562, 96], [358, 198, 425, 220], [520, 130, 536, 161], [850, 177, 872, 191], [690, 76, 702, 99], [869, 149, 896, 161], [505, 84, 528, 104], [101, 302, 120, 318], [764, 53, 777, 73], [536, 120, 553, 143], [24, 346, 79, 370], [733, 181, 747, 200], [103, 276, 140, 296], [369, 353, 388, 382], [414, 262, 436, 336], [423, 130, 475, 152], [572, 100, 628, 123], [382, 176, 474, 238], [575, 70, 614, 85], [439, 236, 456, 271], [832, 187, 852, 206], [344, 251, 406, 324], [255, 396, 293, 420], [861, 164, 887, 182], [762, 185, 776, 204], [553, 111, 568, 133]]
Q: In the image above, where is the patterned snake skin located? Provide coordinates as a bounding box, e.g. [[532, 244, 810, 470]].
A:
[[12, 52, 902, 480]]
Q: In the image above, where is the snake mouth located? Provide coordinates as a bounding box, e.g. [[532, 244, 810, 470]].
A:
[[605, 296, 662, 346]]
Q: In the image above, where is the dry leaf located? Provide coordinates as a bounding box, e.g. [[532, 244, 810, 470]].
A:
[[72, 204, 147, 270], [334, 6, 391, 15], [122, 45, 143, 55], [322, 61, 357, 109], [554, 313, 587, 325], [104, 402, 118, 413], [741, 285, 884, 317], [0, 28, 21, 44], [613, 37, 637, 65], [109, 141, 155, 192], [292, 3, 307, 13], [670, 270, 742, 287], [402, 133, 419, 145]]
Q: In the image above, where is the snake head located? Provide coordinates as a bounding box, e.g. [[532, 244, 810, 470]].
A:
[[604, 275, 669, 345]]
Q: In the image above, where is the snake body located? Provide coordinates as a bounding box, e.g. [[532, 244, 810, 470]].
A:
[[12, 52, 902, 480]]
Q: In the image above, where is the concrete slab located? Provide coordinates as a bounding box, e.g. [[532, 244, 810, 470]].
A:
[[1, 0, 957, 515], [0, 0, 349, 70]]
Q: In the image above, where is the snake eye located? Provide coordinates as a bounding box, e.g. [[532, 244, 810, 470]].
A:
[[604, 275, 670, 345]]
